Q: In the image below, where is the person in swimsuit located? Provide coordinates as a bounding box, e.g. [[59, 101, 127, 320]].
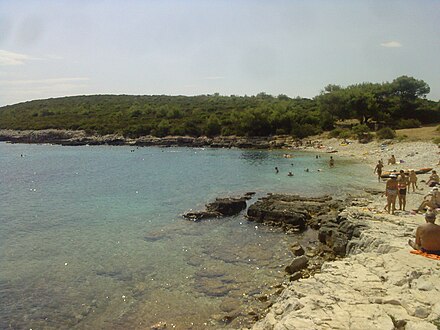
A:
[[397, 170, 409, 211], [408, 212, 440, 255], [385, 174, 398, 215], [409, 169, 418, 192], [427, 170, 439, 187], [388, 155, 396, 165], [374, 160, 384, 182], [329, 156, 334, 168], [417, 187, 440, 212]]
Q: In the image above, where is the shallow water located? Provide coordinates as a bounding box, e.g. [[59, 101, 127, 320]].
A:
[[0, 143, 376, 329]]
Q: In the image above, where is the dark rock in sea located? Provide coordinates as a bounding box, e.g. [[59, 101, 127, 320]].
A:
[[285, 255, 308, 274], [289, 271, 303, 282], [183, 196, 248, 221], [182, 210, 222, 221], [206, 197, 247, 216]]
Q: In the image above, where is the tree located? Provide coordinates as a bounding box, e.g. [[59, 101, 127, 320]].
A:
[[205, 115, 221, 137]]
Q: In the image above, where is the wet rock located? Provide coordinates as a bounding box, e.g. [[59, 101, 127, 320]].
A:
[[183, 195, 248, 221], [290, 242, 305, 256], [182, 211, 221, 221], [206, 197, 247, 216], [285, 256, 308, 274], [289, 272, 302, 282]]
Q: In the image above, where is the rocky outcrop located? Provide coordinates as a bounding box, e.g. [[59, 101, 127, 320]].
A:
[[183, 196, 249, 221], [318, 212, 368, 256], [247, 194, 342, 232]]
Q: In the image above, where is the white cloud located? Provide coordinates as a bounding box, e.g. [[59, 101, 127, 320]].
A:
[[0, 50, 33, 65], [380, 41, 402, 48]]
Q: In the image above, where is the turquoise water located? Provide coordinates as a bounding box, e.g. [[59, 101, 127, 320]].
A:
[[0, 143, 376, 329]]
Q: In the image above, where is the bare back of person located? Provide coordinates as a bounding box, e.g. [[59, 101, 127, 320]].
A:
[[416, 223, 440, 251]]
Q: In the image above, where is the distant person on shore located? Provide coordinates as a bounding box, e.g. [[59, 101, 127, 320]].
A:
[[397, 170, 409, 211], [427, 170, 439, 187], [408, 212, 440, 255], [416, 187, 440, 212], [409, 170, 418, 192], [374, 160, 384, 182], [329, 156, 334, 168], [385, 174, 398, 215], [388, 155, 396, 165]]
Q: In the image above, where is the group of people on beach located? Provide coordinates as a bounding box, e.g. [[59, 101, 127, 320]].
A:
[[376, 157, 440, 255]]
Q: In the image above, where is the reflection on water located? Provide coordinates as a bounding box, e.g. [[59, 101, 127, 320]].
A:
[[0, 143, 376, 329]]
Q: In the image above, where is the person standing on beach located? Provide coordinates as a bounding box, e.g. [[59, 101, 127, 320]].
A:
[[409, 170, 418, 192], [385, 174, 398, 215], [374, 160, 384, 182], [397, 170, 409, 211]]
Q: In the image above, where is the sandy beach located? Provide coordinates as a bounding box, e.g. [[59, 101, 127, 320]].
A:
[[252, 138, 440, 330]]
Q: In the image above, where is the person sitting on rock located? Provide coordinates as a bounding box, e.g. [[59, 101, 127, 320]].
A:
[[416, 187, 440, 212], [427, 170, 439, 187], [408, 212, 440, 255]]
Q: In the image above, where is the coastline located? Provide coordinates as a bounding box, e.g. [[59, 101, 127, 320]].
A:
[[3, 129, 440, 328], [252, 139, 440, 330]]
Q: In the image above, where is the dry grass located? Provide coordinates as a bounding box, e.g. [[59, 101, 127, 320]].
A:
[[396, 125, 440, 141]]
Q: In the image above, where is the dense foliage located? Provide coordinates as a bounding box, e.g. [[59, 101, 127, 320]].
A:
[[0, 76, 438, 138]]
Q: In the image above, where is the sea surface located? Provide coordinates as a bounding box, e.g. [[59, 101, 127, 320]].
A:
[[0, 143, 377, 329]]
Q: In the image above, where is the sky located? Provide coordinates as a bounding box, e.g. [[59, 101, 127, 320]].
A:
[[0, 0, 439, 107]]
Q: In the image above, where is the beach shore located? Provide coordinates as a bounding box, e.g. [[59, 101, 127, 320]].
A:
[[252, 138, 440, 330]]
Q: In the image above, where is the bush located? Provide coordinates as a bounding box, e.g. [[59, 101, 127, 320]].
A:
[[339, 130, 352, 139], [328, 127, 351, 138], [351, 124, 370, 138], [376, 127, 396, 139], [396, 118, 421, 129], [432, 137, 440, 145]]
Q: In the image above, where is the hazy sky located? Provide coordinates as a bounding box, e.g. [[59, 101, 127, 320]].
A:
[[0, 0, 439, 106]]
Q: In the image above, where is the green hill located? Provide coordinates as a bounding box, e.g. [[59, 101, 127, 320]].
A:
[[0, 76, 438, 139]]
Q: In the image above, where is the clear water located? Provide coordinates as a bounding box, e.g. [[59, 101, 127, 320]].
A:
[[0, 143, 376, 329]]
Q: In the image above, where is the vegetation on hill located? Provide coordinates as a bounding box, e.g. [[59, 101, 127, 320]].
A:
[[0, 76, 438, 139]]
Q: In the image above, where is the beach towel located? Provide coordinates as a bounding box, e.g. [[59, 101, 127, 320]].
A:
[[410, 250, 440, 261]]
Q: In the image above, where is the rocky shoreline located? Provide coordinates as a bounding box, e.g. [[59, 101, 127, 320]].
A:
[[0, 129, 300, 149]]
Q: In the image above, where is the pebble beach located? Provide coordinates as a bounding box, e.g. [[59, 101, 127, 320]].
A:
[[253, 139, 440, 330]]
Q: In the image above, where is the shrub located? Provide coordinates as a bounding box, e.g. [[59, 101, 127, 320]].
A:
[[396, 118, 421, 129], [376, 127, 396, 139], [432, 137, 440, 145], [328, 127, 351, 138], [339, 130, 352, 139]]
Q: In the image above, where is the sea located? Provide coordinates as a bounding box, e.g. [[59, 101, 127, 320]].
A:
[[0, 142, 377, 329]]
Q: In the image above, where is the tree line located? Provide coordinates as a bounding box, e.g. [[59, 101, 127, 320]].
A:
[[0, 76, 438, 139]]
